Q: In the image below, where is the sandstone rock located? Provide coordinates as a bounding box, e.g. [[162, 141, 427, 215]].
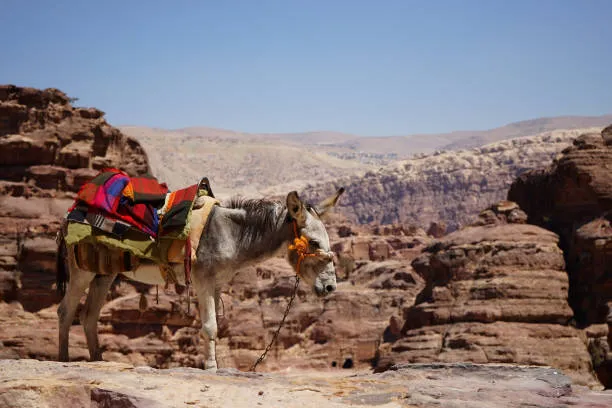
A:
[[0, 222, 427, 374], [208, 231, 426, 372], [76, 107, 104, 119], [57, 141, 92, 168], [377, 222, 600, 387], [603, 124, 612, 146], [1, 359, 611, 408], [473, 200, 528, 226], [508, 127, 612, 387], [0, 134, 56, 165], [26, 165, 67, 190], [336, 225, 355, 237], [99, 293, 198, 338], [0, 85, 152, 314], [17, 237, 59, 311], [426, 221, 447, 238], [5, 83, 608, 389]]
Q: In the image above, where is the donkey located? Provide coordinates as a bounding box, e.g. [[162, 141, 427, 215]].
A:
[[56, 188, 344, 370]]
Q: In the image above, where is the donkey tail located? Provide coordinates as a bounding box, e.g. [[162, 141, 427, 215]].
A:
[[56, 231, 69, 297]]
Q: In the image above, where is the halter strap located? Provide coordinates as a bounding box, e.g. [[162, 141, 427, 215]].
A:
[[288, 220, 333, 277]]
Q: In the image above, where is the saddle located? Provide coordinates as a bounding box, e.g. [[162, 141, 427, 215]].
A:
[[62, 168, 219, 283]]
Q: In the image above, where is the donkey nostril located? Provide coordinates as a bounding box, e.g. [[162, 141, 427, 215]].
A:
[[326, 285, 335, 293]]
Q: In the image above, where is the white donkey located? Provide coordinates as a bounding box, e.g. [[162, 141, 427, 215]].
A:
[[56, 188, 344, 369]]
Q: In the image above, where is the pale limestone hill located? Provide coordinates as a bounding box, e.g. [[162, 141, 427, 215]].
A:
[[121, 126, 372, 197], [302, 127, 604, 230], [122, 114, 612, 198]]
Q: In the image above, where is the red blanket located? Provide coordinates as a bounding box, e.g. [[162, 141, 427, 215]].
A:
[[70, 168, 168, 237]]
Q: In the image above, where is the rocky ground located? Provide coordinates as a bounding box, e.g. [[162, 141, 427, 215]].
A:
[[1, 359, 610, 408]]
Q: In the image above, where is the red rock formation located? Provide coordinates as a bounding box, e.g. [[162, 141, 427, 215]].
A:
[[0, 85, 151, 310], [376, 202, 600, 388], [508, 127, 612, 387], [0, 189, 430, 372], [213, 222, 430, 371], [0, 86, 433, 372], [6, 84, 606, 387]]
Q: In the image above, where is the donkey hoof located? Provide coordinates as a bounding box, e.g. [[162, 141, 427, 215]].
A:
[[204, 360, 218, 371]]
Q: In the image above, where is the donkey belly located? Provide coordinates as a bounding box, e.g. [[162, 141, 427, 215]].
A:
[[121, 262, 186, 286]]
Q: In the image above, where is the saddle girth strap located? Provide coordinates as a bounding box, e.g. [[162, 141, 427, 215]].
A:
[[184, 239, 192, 313]]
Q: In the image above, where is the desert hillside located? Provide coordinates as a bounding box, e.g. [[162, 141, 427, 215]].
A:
[[304, 127, 603, 230], [123, 123, 607, 232], [120, 126, 372, 196], [123, 113, 612, 163]]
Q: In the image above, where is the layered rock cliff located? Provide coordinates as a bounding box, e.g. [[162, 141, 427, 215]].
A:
[[304, 128, 602, 231], [508, 127, 612, 388], [0, 85, 150, 310], [376, 202, 602, 388], [0, 85, 432, 373], [0, 216, 432, 372]]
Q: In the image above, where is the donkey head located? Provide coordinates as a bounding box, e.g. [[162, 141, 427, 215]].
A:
[[286, 188, 345, 297]]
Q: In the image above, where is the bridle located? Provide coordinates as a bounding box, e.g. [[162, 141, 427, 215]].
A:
[[288, 220, 334, 277]]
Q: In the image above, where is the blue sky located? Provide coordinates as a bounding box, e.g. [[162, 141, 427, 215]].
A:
[[2, 0, 611, 135]]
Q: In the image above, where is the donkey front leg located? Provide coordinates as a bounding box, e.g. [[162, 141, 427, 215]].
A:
[[57, 265, 96, 362], [193, 273, 218, 370], [80, 274, 117, 361]]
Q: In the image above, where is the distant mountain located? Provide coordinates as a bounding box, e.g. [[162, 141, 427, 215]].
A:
[[328, 114, 612, 155], [120, 114, 612, 198], [436, 114, 612, 151], [119, 126, 373, 197], [123, 113, 612, 158]]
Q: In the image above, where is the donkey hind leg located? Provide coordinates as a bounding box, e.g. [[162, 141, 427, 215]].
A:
[[80, 273, 117, 361], [57, 263, 96, 362], [193, 274, 218, 370]]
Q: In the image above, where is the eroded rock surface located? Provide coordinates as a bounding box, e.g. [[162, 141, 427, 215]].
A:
[[509, 128, 612, 387], [0, 217, 431, 372], [1, 360, 610, 408], [376, 202, 600, 388], [0, 85, 151, 310]]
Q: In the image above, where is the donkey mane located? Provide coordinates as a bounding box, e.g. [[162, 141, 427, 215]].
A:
[[224, 196, 290, 246]]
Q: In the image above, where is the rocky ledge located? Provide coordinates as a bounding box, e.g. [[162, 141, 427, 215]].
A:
[[0, 359, 610, 408], [508, 126, 612, 387]]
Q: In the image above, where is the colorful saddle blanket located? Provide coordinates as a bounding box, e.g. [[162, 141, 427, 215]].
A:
[[68, 169, 167, 237], [66, 168, 214, 240], [63, 169, 219, 283]]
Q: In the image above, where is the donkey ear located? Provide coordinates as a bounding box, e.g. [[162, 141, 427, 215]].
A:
[[286, 191, 306, 226], [315, 187, 345, 217]]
